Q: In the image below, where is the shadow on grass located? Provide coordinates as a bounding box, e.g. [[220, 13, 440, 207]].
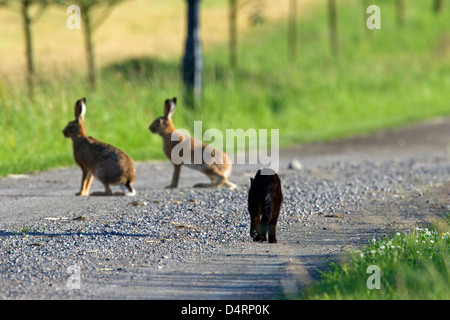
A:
[[102, 56, 257, 84], [103, 57, 180, 81]]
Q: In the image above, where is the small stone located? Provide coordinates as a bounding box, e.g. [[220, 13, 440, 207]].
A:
[[288, 160, 303, 170]]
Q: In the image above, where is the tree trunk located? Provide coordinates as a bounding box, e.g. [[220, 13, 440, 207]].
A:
[[434, 0, 444, 14], [182, 0, 203, 108], [82, 6, 96, 89], [288, 0, 297, 64], [229, 0, 238, 68], [21, 0, 34, 98], [396, 0, 405, 27], [328, 0, 338, 58]]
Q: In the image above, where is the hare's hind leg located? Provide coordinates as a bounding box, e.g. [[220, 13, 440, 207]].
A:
[[90, 181, 113, 196], [101, 183, 113, 196], [223, 179, 237, 190], [193, 174, 225, 188], [194, 174, 237, 189]]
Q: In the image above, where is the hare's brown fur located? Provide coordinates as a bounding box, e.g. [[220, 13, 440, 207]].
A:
[[63, 98, 136, 196], [149, 97, 236, 189]]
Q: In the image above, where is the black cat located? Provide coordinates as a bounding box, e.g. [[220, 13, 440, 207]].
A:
[[248, 168, 283, 243]]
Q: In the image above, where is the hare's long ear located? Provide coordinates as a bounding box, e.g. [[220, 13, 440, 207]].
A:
[[164, 97, 176, 119], [75, 97, 87, 121]]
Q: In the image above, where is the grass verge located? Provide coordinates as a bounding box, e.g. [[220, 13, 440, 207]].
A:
[[299, 215, 450, 300]]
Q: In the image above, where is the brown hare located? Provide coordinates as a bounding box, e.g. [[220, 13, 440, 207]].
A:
[[149, 97, 237, 189], [63, 97, 136, 196]]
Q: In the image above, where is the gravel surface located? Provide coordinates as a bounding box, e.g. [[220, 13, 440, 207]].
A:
[[0, 117, 449, 300]]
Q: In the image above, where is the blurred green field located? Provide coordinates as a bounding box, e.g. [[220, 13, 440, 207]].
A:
[[0, 0, 449, 176]]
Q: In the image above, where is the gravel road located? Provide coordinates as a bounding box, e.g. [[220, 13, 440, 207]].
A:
[[0, 117, 449, 300]]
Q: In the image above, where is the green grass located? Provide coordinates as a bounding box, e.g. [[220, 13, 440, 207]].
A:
[[299, 218, 450, 300], [1, 0, 450, 176]]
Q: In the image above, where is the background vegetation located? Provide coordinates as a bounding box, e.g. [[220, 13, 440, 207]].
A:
[[0, 0, 449, 176]]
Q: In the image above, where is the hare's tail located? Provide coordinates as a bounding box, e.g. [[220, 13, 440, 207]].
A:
[[120, 181, 136, 196]]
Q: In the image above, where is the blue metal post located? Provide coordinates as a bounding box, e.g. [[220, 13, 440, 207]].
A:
[[183, 0, 203, 107]]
